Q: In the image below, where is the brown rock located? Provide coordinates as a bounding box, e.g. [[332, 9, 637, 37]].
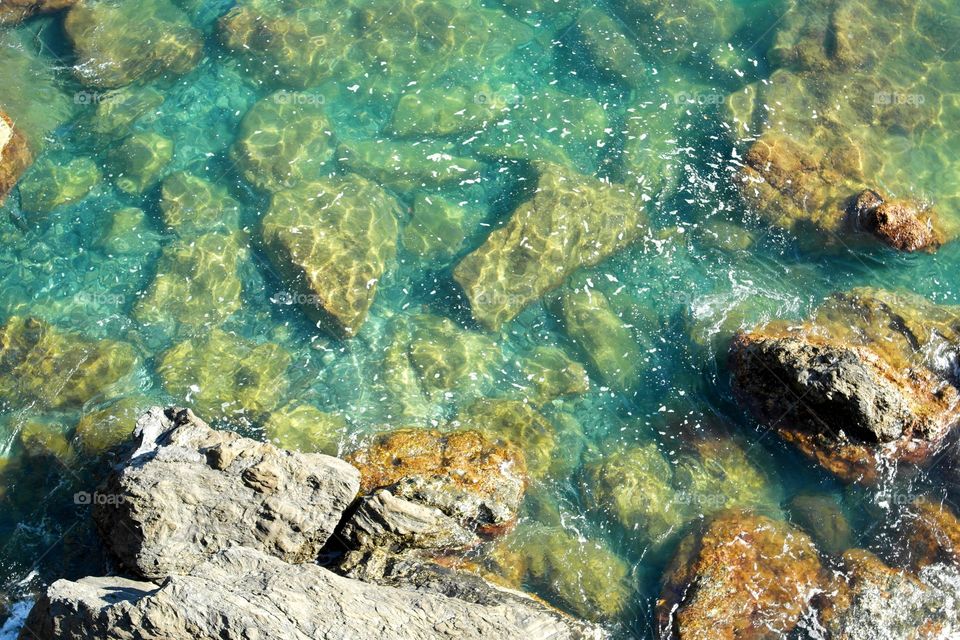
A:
[[849, 190, 941, 252], [0, 0, 75, 24], [657, 510, 825, 640], [903, 496, 960, 571], [346, 428, 527, 535], [0, 111, 32, 204]]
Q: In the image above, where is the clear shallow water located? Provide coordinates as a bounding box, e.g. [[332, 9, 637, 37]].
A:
[[1, 0, 960, 636]]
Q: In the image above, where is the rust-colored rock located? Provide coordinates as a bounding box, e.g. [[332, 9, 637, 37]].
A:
[[346, 428, 527, 535], [849, 190, 941, 252], [657, 510, 824, 640], [730, 288, 960, 483], [0, 111, 32, 204], [902, 496, 960, 571]]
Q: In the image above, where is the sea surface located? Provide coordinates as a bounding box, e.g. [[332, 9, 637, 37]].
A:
[[2, 0, 960, 636]]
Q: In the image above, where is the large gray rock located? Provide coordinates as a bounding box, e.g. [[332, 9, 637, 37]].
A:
[[94, 407, 360, 579], [20, 546, 604, 640]]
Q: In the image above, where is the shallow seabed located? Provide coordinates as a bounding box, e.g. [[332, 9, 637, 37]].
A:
[[2, 0, 960, 637]]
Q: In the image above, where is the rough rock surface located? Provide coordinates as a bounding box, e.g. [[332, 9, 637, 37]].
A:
[[94, 407, 360, 580], [454, 162, 645, 331], [730, 288, 960, 482], [0, 0, 76, 24], [657, 510, 825, 640], [262, 174, 401, 337], [0, 110, 32, 204], [21, 546, 603, 640], [346, 428, 527, 535]]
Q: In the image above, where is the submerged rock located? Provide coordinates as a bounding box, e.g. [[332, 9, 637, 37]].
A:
[[519, 345, 590, 405], [231, 92, 335, 193], [23, 545, 600, 640], [401, 193, 470, 261], [73, 395, 153, 454], [159, 171, 240, 234], [454, 162, 645, 331], [96, 207, 157, 255], [0, 110, 32, 205], [0, 0, 76, 24], [107, 131, 173, 195], [263, 403, 346, 456], [64, 0, 202, 88], [901, 496, 960, 571], [552, 287, 643, 393], [133, 232, 246, 335], [83, 86, 165, 142], [0, 316, 137, 411], [95, 407, 360, 580], [730, 288, 960, 483], [17, 156, 100, 214], [261, 174, 401, 337], [346, 428, 527, 535], [657, 510, 825, 640], [157, 328, 291, 422], [338, 139, 483, 192], [788, 493, 854, 556], [575, 6, 647, 88]]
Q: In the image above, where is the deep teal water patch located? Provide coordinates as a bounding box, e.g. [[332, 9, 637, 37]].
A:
[[1, 0, 960, 636]]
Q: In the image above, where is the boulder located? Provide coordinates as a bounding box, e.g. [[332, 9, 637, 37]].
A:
[[346, 428, 527, 535], [21, 546, 601, 640], [261, 174, 401, 337], [901, 496, 960, 570], [454, 162, 645, 331], [337, 139, 484, 192], [0, 110, 32, 205], [730, 288, 960, 483], [0, 0, 76, 24], [64, 0, 202, 88], [657, 511, 825, 640], [159, 171, 240, 235], [94, 407, 360, 580], [106, 131, 173, 195], [17, 156, 100, 215]]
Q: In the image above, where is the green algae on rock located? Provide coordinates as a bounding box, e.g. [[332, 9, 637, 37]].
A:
[[787, 493, 854, 557], [575, 7, 647, 89], [73, 396, 153, 454], [0, 0, 76, 24], [160, 172, 240, 234], [134, 232, 246, 335], [387, 83, 521, 138], [157, 328, 291, 422], [518, 345, 589, 405], [107, 132, 173, 195], [730, 288, 960, 484], [64, 0, 202, 88], [261, 174, 401, 338], [263, 403, 346, 456], [402, 314, 500, 399], [346, 427, 527, 535], [18, 418, 75, 465], [337, 139, 483, 192], [0, 316, 137, 411], [454, 162, 646, 331], [82, 87, 165, 142], [489, 523, 631, 622], [401, 194, 470, 262], [231, 92, 335, 193], [0, 110, 32, 205], [96, 207, 156, 255], [657, 510, 825, 640], [17, 157, 101, 215], [552, 287, 644, 393]]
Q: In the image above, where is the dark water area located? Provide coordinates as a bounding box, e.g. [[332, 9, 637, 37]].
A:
[[2, 0, 960, 637]]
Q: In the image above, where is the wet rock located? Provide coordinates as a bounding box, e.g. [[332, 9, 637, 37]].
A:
[[657, 510, 825, 640], [848, 189, 940, 252], [0, 110, 32, 205], [902, 496, 960, 570], [0, 316, 137, 411], [73, 396, 153, 454], [17, 156, 101, 214], [454, 162, 645, 331], [346, 428, 527, 535], [552, 287, 643, 393], [337, 139, 483, 192], [83, 87, 164, 142], [788, 493, 854, 556], [64, 0, 202, 88], [133, 232, 246, 335], [575, 7, 647, 88], [157, 328, 291, 423], [18, 419, 74, 465], [96, 207, 157, 255], [0, 0, 76, 24], [107, 132, 173, 195], [519, 345, 590, 405], [22, 545, 600, 640], [261, 174, 400, 337], [159, 171, 240, 234], [818, 548, 960, 639], [489, 523, 631, 622], [231, 92, 335, 193], [94, 407, 360, 580], [263, 403, 346, 456], [730, 288, 960, 483]]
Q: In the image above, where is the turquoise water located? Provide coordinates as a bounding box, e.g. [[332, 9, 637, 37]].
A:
[[2, 0, 960, 636]]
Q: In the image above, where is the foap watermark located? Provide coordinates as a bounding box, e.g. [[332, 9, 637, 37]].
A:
[[271, 291, 322, 306], [272, 91, 325, 106], [874, 92, 926, 106], [74, 491, 125, 506], [74, 291, 124, 306], [674, 91, 724, 106], [73, 91, 120, 106], [474, 89, 524, 110]]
